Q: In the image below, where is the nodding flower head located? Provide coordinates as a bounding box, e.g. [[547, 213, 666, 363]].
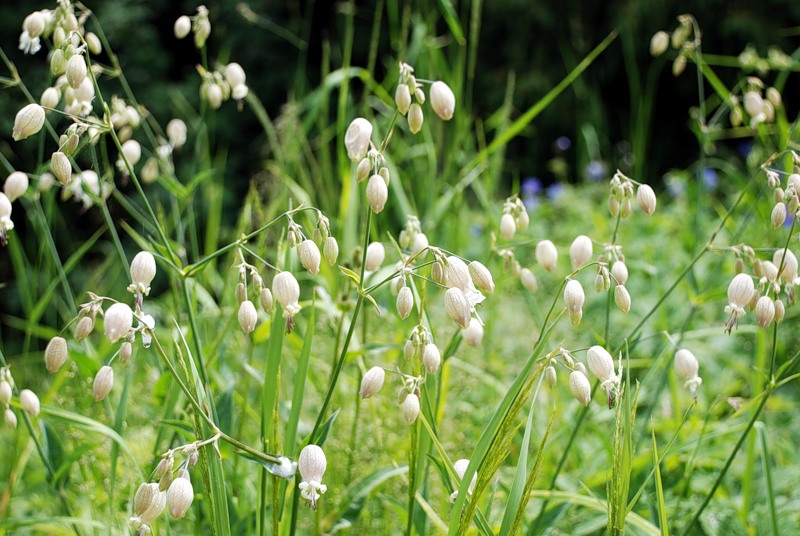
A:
[[272, 272, 301, 319], [449, 458, 476, 502], [587, 345, 621, 404], [724, 273, 754, 333], [298, 445, 327, 510], [344, 118, 372, 161], [674, 348, 702, 396]]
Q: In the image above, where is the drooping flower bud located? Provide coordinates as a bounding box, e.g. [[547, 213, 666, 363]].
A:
[[444, 288, 471, 329], [614, 285, 631, 313], [51, 151, 72, 185], [587, 346, 616, 385], [365, 242, 385, 272], [462, 318, 484, 347], [12, 104, 45, 141], [174, 15, 191, 38], [430, 81, 455, 120], [423, 343, 441, 374], [755, 295, 775, 327], [65, 54, 87, 89], [771, 202, 786, 228], [545, 366, 557, 388], [297, 239, 321, 275], [516, 209, 530, 232], [41, 87, 60, 109], [20, 389, 40, 416], [446, 256, 472, 292], [75, 316, 94, 340], [401, 393, 420, 424], [298, 444, 328, 510], [636, 184, 657, 215], [120, 342, 133, 364], [0, 381, 11, 405], [775, 299, 786, 323], [674, 348, 702, 395], [238, 300, 258, 333], [396, 286, 414, 319], [130, 251, 157, 292], [408, 103, 423, 134], [500, 213, 516, 241], [134, 482, 158, 516], [139, 489, 166, 524], [360, 366, 385, 398], [452, 458, 476, 497], [344, 118, 372, 161], [260, 288, 273, 312], [323, 236, 339, 266], [4, 172, 28, 202], [468, 261, 494, 293], [45, 336, 68, 372], [166, 476, 194, 518], [727, 273, 754, 308], [650, 31, 669, 57], [4, 408, 17, 429], [535, 240, 558, 272], [235, 283, 246, 305], [104, 303, 133, 343], [93, 365, 115, 401], [611, 260, 628, 285], [569, 235, 593, 270], [395, 83, 411, 115], [519, 268, 538, 293], [569, 370, 591, 406], [366, 174, 388, 214], [563, 279, 585, 326], [272, 271, 301, 318]]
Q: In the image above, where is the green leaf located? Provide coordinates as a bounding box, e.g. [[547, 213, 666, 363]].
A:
[[338, 265, 361, 286], [311, 408, 340, 447], [499, 387, 538, 536]]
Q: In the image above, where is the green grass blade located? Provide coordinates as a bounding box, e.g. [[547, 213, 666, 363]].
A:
[[755, 422, 779, 536], [652, 429, 668, 536]]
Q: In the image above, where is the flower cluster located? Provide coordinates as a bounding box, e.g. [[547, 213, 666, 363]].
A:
[[1, 367, 41, 429], [394, 62, 456, 133]]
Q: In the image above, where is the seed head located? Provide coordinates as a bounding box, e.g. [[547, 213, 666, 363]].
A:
[[51, 151, 72, 185], [75, 316, 94, 340], [166, 476, 194, 518], [366, 174, 388, 214], [535, 240, 558, 272], [727, 273, 754, 308], [408, 103, 423, 134], [272, 272, 301, 318], [636, 184, 657, 215], [344, 118, 372, 161], [323, 237, 339, 266], [755, 295, 775, 327], [20, 389, 40, 416], [614, 285, 631, 313], [130, 251, 157, 291], [395, 83, 411, 115], [563, 279, 585, 326], [174, 15, 191, 38], [519, 268, 538, 293], [468, 261, 494, 293], [462, 318, 484, 346], [430, 81, 455, 121], [4, 172, 28, 202], [4, 408, 17, 429], [365, 242, 385, 272], [569, 370, 591, 406], [360, 366, 385, 398], [650, 31, 669, 56], [45, 336, 68, 372], [297, 239, 321, 275], [500, 213, 516, 241], [401, 393, 420, 424], [12, 103, 45, 141], [569, 235, 593, 269], [66, 54, 87, 90], [611, 260, 628, 285], [104, 303, 133, 343], [93, 365, 115, 401], [238, 300, 258, 333], [423, 343, 441, 374], [444, 288, 471, 328]]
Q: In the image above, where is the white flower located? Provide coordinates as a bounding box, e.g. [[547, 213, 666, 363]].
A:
[[273, 272, 301, 318], [298, 445, 328, 510], [344, 118, 372, 161], [18, 31, 41, 55], [449, 458, 476, 502]]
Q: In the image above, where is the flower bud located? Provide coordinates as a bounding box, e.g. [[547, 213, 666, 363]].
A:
[[569, 235, 593, 270], [260, 287, 273, 312], [755, 295, 775, 327], [66, 54, 87, 90], [41, 87, 60, 109], [430, 81, 455, 120], [174, 15, 191, 39], [85, 32, 102, 55], [0, 381, 11, 405], [193, 12, 211, 48], [224, 62, 246, 88], [500, 213, 516, 241], [395, 83, 411, 115], [620, 197, 633, 218], [462, 318, 484, 346], [545, 365, 557, 388], [444, 288, 471, 328], [674, 348, 701, 394], [611, 260, 628, 285], [412, 232, 428, 254], [636, 184, 657, 215], [608, 195, 620, 217], [468, 261, 494, 293], [297, 239, 321, 275], [563, 279, 584, 326], [75, 316, 94, 340], [51, 151, 72, 185], [134, 482, 158, 516], [130, 251, 157, 289], [12, 104, 45, 141], [445, 256, 472, 291], [743, 91, 763, 118], [535, 240, 558, 272], [344, 118, 372, 161], [166, 118, 188, 149], [20, 389, 40, 416], [235, 282, 246, 305], [166, 476, 194, 518], [272, 272, 301, 317], [404, 339, 415, 361], [4, 172, 28, 202], [93, 365, 114, 401], [773, 248, 798, 283], [516, 209, 530, 232], [120, 342, 133, 364], [396, 286, 414, 319], [728, 273, 754, 308], [423, 343, 441, 374], [569, 370, 591, 406], [366, 174, 388, 214], [45, 336, 68, 372], [774, 299, 785, 323], [104, 303, 133, 343], [360, 366, 385, 398], [50, 49, 66, 75], [356, 158, 371, 183], [5, 408, 17, 429], [120, 139, 141, 167], [771, 202, 787, 228], [452, 458, 477, 495], [238, 300, 258, 333], [408, 103, 423, 134], [614, 285, 631, 313], [323, 236, 339, 266], [365, 242, 385, 272], [431, 261, 445, 285], [587, 346, 615, 384], [650, 31, 669, 57], [520, 268, 538, 293], [401, 393, 420, 424]]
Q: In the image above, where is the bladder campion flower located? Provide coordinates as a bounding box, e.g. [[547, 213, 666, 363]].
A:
[[298, 445, 328, 510], [273, 272, 301, 318], [569, 235, 593, 269], [166, 475, 194, 518], [449, 458, 477, 502], [401, 392, 420, 424], [563, 279, 585, 326], [12, 104, 45, 141], [360, 366, 385, 398], [569, 370, 591, 406], [674, 348, 702, 396], [430, 81, 455, 120], [45, 336, 68, 372], [20, 389, 40, 417], [93, 365, 115, 401], [345, 118, 372, 161], [297, 239, 321, 275], [104, 303, 133, 343], [238, 300, 257, 333], [536, 240, 558, 271]]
